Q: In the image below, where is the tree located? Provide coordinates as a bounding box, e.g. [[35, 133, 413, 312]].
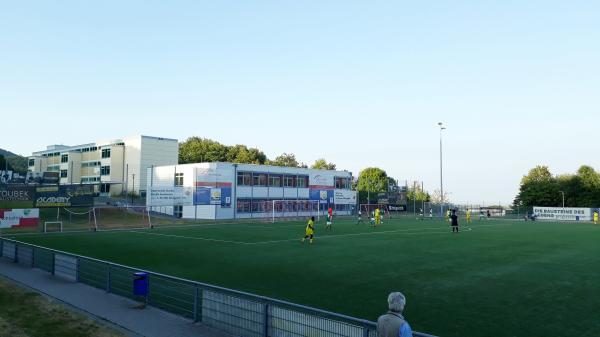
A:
[[356, 167, 388, 204], [520, 166, 553, 185], [179, 137, 228, 163], [5, 156, 27, 174], [430, 189, 450, 204], [0, 151, 27, 174], [0, 155, 10, 172], [226, 145, 267, 164], [179, 137, 267, 164], [268, 153, 300, 167], [576, 165, 600, 189], [311, 159, 336, 170], [407, 184, 430, 202], [514, 166, 561, 207]]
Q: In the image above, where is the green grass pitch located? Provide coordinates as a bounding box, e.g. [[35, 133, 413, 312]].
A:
[[10, 216, 600, 337]]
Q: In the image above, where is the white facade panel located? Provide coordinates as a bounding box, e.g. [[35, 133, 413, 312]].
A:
[[237, 186, 253, 198], [252, 187, 268, 198], [283, 188, 298, 198], [182, 206, 196, 219], [195, 205, 216, 219], [298, 188, 309, 199], [124, 136, 142, 194], [138, 136, 179, 194], [268, 188, 284, 199]]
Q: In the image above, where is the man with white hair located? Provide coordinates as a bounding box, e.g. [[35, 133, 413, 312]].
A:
[[377, 292, 413, 337]]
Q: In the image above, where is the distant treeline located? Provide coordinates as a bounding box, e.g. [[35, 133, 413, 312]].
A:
[[178, 137, 336, 170], [514, 165, 600, 207]]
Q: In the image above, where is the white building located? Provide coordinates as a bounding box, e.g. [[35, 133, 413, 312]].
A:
[[28, 135, 178, 196], [146, 162, 356, 219]]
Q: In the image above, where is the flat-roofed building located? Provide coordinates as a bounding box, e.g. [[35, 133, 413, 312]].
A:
[[28, 135, 178, 196], [147, 162, 356, 219]]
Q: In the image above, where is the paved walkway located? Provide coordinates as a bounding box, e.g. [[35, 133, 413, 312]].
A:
[[0, 258, 229, 337]]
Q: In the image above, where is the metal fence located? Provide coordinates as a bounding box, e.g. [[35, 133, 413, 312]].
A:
[[0, 237, 438, 337]]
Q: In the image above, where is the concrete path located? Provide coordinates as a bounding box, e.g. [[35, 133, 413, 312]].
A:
[[0, 258, 229, 337]]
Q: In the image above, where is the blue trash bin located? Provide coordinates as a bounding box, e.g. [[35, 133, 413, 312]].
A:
[[133, 272, 148, 296]]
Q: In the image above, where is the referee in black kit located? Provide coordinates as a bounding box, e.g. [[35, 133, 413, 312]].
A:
[[451, 209, 459, 233]]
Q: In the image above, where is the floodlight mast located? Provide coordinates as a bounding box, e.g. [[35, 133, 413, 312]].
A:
[[438, 122, 446, 217], [559, 191, 565, 208]]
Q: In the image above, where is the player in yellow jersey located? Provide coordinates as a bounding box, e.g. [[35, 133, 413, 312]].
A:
[[301, 216, 315, 244], [375, 208, 381, 226], [466, 209, 472, 223], [594, 210, 598, 225]]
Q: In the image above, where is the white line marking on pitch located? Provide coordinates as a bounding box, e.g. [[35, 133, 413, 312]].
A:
[[128, 231, 255, 245], [128, 226, 475, 245]]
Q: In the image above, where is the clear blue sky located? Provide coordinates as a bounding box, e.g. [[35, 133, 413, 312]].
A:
[[1, 1, 599, 205]]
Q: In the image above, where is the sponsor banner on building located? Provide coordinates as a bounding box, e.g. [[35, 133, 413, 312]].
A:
[[334, 190, 357, 205], [0, 208, 39, 228], [1, 170, 14, 184], [377, 192, 389, 204], [309, 189, 334, 204], [196, 167, 228, 184], [388, 204, 407, 212], [194, 187, 231, 207], [533, 207, 593, 221], [0, 186, 35, 202], [42, 172, 60, 184], [149, 187, 194, 206], [34, 185, 95, 208], [309, 173, 334, 189]]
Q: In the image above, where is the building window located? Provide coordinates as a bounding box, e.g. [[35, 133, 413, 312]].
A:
[[237, 199, 251, 213], [251, 199, 269, 213], [284, 175, 296, 188], [174, 205, 183, 218], [268, 174, 282, 187], [82, 161, 100, 168], [81, 176, 101, 183], [174, 172, 184, 186], [100, 166, 111, 176], [28, 159, 35, 167], [100, 183, 111, 193], [60, 170, 68, 178], [253, 173, 267, 187], [335, 177, 351, 189], [101, 148, 111, 158], [61, 154, 68, 163], [297, 175, 308, 188], [237, 172, 252, 186]]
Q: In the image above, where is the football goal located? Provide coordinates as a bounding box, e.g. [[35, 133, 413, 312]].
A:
[[61, 207, 98, 231], [43, 221, 63, 233]]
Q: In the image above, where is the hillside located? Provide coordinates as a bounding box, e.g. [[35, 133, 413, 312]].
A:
[[0, 148, 28, 173]]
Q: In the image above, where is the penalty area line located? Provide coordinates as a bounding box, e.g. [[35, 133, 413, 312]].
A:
[[128, 226, 475, 245]]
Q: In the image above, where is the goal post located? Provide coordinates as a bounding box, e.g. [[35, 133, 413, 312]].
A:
[[271, 200, 321, 223], [61, 207, 98, 231], [44, 221, 63, 233]]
